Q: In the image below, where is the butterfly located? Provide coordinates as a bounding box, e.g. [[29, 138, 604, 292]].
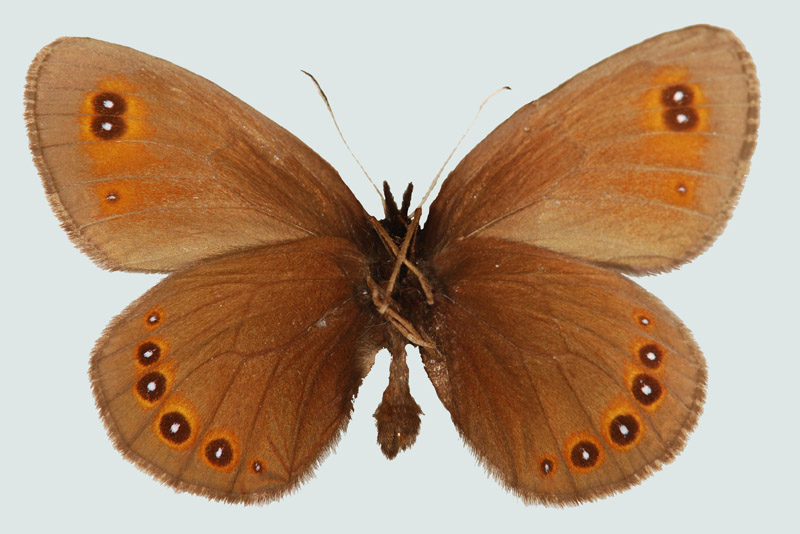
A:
[[25, 24, 758, 505]]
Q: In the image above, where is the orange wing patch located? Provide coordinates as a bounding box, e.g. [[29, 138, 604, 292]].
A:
[[91, 176, 200, 220], [79, 76, 156, 175], [573, 168, 702, 211], [638, 66, 709, 169]]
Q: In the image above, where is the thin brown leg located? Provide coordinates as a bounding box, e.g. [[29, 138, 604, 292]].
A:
[[378, 208, 422, 314]]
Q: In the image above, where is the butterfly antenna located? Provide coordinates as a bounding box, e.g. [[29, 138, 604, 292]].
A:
[[416, 86, 511, 211], [301, 70, 385, 210]]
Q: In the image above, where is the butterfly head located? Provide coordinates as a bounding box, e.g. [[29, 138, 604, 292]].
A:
[[379, 181, 414, 241]]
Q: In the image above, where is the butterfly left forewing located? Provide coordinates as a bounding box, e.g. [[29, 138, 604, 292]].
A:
[[26, 38, 371, 273], [91, 238, 381, 502], [418, 238, 705, 504]]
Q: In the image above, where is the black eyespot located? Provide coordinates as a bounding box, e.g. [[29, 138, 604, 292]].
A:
[[91, 115, 127, 139], [662, 107, 699, 131], [146, 310, 162, 327], [661, 84, 694, 107], [92, 92, 128, 115], [205, 438, 234, 467], [631, 374, 663, 406], [135, 372, 167, 403], [251, 459, 264, 474], [137, 341, 161, 366], [159, 412, 191, 444], [570, 440, 600, 468], [539, 457, 555, 477], [609, 414, 640, 446], [638, 343, 663, 369]]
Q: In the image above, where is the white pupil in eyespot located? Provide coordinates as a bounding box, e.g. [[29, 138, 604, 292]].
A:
[[147, 381, 156, 392], [103, 99, 114, 108], [102, 122, 112, 131], [170, 423, 181, 434]]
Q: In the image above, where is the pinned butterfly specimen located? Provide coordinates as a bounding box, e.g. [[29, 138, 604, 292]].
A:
[[25, 25, 758, 505]]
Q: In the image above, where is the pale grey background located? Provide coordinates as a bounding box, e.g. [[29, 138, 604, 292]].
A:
[[2, 1, 797, 532]]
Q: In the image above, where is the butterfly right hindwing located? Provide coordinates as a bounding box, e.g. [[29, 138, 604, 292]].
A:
[[418, 238, 705, 504]]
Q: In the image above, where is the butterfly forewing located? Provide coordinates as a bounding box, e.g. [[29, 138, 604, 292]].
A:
[[417, 238, 705, 504], [90, 238, 381, 503], [421, 25, 759, 274], [25, 38, 372, 273]]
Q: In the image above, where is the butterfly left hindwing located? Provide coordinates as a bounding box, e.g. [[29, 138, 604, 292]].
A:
[[91, 237, 381, 503]]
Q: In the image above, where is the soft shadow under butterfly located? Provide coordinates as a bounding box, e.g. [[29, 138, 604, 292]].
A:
[[26, 25, 758, 505]]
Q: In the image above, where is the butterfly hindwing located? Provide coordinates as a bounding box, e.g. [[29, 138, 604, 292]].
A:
[[90, 238, 381, 502], [417, 238, 705, 504]]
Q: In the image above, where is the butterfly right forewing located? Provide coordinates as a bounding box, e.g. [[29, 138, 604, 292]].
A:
[[421, 25, 758, 274]]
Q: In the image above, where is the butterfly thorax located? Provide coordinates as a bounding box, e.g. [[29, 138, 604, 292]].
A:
[[366, 182, 433, 344]]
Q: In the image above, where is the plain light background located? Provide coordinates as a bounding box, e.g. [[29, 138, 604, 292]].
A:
[[2, 1, 797, 532]]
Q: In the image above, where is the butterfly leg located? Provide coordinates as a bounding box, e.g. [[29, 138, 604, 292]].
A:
[[366, 276, 432, 347]]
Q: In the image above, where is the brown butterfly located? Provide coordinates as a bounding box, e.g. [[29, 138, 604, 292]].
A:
[[25, 24, 758, 505]]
